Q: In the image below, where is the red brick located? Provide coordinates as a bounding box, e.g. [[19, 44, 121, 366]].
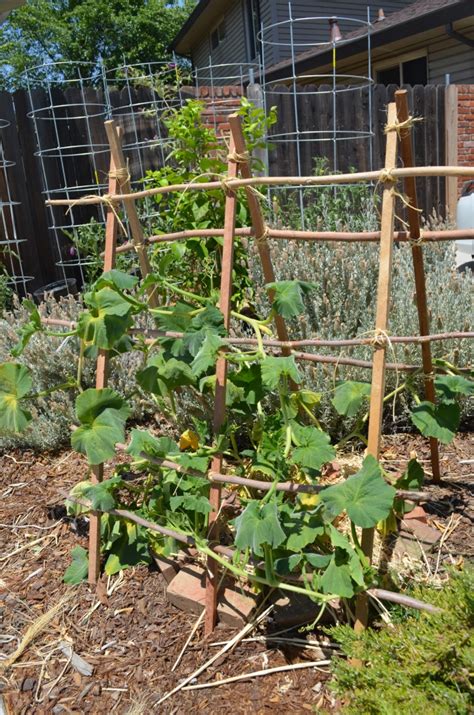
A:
[[166, 565, 258, 627]]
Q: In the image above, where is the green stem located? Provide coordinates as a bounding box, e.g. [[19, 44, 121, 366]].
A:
[[199, 543, 336, 603], [76, 339, 85, 392], [299, 400, 322, 430], [26, 380, 77, 400], [160, 279, 209, 305], [44, 329, 78, 339]]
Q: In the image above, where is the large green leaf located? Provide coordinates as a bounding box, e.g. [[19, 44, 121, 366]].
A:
[[285, 512, 325, 552], [396, 458, 424, 491], [78, 287, 134, 349], [265, 280, 315, 319], [290, 424, 335, 472], [104, 521, 150, 576], [75, 387, 129, 423], [137, 355, 196, 395], [80, 480, 118, 511], [435, 375, 474, 402], [320, 455, 395, 528], [127, 429, 178, 460], [99, 269, 139, 291], [72, 388, 130, 464], [320, 552, 355, 598], [229, 364, 264, 405], [233, 500, 286, 557], [0, 362, 32, 433], [170, 494, 211, 515], [260, 355, 301, 390], [191, 330, 225, 376], [63, 546, 89, 585], [410, 401, 460, 444], [332, 381, 371, 417]]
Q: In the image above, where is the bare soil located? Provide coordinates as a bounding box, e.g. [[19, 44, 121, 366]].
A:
[[0, 432, 472, 714]]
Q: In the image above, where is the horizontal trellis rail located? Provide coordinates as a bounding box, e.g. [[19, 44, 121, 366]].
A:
[[45, 165, 474, 206], [110, 227, 474, 255], [40, 317, 473, 372]]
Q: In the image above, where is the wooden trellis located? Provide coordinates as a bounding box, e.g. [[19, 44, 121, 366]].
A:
[[45, 89, 474, 632]]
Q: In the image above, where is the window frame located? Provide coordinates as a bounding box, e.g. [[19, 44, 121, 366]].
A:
[[374, 49, 428, 85]]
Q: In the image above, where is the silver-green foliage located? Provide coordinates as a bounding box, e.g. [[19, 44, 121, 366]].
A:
[[0, 294, 153, 451], [250, 204, 473, 433]]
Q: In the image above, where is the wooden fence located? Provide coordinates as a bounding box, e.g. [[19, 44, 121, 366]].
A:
[[0, 84, 448, 292]]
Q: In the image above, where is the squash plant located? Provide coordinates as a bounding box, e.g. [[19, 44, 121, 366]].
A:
[[1, 267, 472, 604]]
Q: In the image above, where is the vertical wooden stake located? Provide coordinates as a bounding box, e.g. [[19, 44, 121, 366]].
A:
[[395, 89, 441, 483], [227, 113, 292, 355], [88, 129, 121, 585], [354, 103, 398, 631], [204, 137, 239, 635], [104, 120, 158, 308]]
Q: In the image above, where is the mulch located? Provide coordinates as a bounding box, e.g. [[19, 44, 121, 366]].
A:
[[0, 432, 472, 714]]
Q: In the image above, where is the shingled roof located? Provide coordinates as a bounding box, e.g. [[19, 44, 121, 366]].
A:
[[265, 0, 473, 82]]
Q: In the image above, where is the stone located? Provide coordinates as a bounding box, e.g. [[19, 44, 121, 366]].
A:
[[166, 565, 258, 627], [21, 677, 36, 692], [402, 506, 428, 524], [400, 520, 441, 545], [395, 520, 442, 558], [270, 592, 340, 629]]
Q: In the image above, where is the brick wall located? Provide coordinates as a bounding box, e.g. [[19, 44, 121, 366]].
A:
[[196, 85, 243, 136], [457, 85, 474, 193]]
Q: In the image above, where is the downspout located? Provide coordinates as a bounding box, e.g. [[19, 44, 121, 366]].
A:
[[445, 22, 474, 49]]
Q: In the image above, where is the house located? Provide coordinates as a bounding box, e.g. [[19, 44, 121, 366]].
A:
[[264, 0, 474, 86], [171, 0, 415, 78]]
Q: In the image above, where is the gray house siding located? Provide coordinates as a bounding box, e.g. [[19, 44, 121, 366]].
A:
[[192, 1, 257, 82], [428, 29, 474, 84], [190, 0, 418, 78]]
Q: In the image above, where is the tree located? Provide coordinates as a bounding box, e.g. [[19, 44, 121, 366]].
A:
[[0, 0, 196, 89]]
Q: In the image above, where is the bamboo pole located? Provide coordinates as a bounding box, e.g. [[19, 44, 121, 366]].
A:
[[228, 113, 292, 356], [137, 454, 429, 501], [45, 165, 474, 207], [40, 317, 474, 348], [355, 103, 399, 632], [205, 137, 238, 635], [395, 89, 440, 483], [104, 120, 158, 308], [88, 131, 120, 585], [111, 227, 474, 255]]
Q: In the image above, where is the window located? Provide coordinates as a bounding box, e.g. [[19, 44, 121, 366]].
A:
[[376, 53, 428, 86], [210, 20, 226, 51], [245, 0, 261, 61]]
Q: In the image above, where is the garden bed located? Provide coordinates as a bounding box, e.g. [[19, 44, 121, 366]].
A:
[[1, 432, 472, 713]]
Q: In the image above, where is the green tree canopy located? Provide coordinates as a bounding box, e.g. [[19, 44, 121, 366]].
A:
[[0, 0, 196, 89]]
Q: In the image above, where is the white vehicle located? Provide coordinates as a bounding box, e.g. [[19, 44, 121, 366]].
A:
[[456, 181, 474, 272]]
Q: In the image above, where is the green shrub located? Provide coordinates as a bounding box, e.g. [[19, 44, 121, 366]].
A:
[[328, 568, 474, 714]]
